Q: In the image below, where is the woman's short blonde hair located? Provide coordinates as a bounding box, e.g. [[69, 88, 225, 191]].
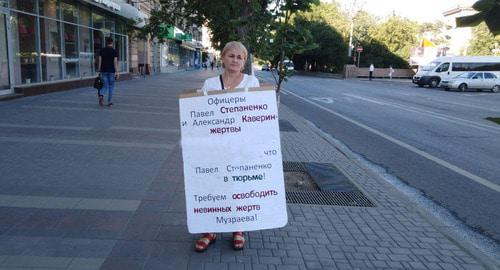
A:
[[221, 41, 248, 60]]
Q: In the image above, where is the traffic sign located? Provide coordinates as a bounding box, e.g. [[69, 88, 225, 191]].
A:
[[356, 46, 364, 53]]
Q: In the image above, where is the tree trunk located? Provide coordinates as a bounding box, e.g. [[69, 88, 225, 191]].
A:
[[238, 0, 253, 75]]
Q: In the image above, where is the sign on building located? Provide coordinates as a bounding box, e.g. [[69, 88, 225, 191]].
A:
[[179, 87, 288, 233]]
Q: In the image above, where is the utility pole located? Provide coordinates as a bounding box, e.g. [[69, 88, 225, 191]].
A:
[[346, 0, 366, 57]]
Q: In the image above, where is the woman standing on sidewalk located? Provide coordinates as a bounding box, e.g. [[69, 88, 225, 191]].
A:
[[195, 41, 259, 252]]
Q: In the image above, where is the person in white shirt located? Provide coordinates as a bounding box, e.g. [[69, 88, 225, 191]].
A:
[[195, 41, 259, 253], [369, 64, 375, 81], [389, 65, 394, 80]]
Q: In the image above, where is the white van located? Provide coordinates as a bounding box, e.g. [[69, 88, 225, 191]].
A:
[[412, 56, 500, 88]]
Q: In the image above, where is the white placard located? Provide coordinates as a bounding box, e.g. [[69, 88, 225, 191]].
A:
[[179, 88, 287, 233]]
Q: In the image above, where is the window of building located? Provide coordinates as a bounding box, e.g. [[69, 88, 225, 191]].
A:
[[92, 12, 104, 29], [79, 26, 92, 77], [61, 1, 78, 23], [63, 23, 79, 78], [12, 13, 39, 84], [40, 18, 62, 81], [79, 6, 91, 27], [10, 0, 37, 13], [93, 29, 104, 72], [1, 14, 10, 89], [115, 35, 127, 72], [39, 0, 58, 19]]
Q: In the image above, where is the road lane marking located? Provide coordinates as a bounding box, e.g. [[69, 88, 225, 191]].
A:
[[464, 93, 489, 97], [421, 98, 500, 113], [0, 123, 92, 131], [0, 136, 174, 149], [310, 97, 334, 104], [343, 94, 500, 134], [284, 89, 500, 193], [23, 105, 177, 116]]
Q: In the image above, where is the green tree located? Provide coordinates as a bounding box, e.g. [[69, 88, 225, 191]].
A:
[[352, 11, 378, 45], [468, 22, 500, 55], [143, 0, 272, 74], [456, 0, 499, 35], [254, 0, 319, 94], [292, 2, 349, 72], [369, 16, 418, 67]]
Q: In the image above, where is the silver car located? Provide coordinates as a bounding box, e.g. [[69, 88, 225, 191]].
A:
[[441, 72, 500, 93]]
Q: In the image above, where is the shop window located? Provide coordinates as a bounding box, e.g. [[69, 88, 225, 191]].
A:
[[92, 12, 104, 29], [40, 18, 62, 82], [115, 35, 127, 72], [105, 18, 115, 33], [39, 0, 58, 18], [61, 1, 78, 23], [116, 20, 126, 34], [79, 26, 93, 77], [1, 14, 10, 89], [10, 0, 36, 13], [79, 6, 91, 27], [93, 29, 104, 72], [63, 23, 79, 78], [12, 13, 39, 84]]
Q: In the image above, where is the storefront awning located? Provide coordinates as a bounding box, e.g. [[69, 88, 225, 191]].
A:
[[81, 0, 147, 28]]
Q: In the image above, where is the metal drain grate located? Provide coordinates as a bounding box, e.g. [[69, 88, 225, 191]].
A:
[[286, 191, 375, 207], [283, 161, 307, 172], [279, 120, 298, 132]]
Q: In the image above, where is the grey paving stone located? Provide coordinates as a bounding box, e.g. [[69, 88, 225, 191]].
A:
[[438, 262, 460, 270], [251, 264, 269, 270], [228, 263, 246, 270], [371, 260, 388, 268], [259, 256, 281, 265], [276, 265, 300, 270], [204, 262, 228, 270], [408, 261, 427, 269]]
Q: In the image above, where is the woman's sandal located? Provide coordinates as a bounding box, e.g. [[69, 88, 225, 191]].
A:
[[195, 233, 216, 252], [232, 232, 245, 250]]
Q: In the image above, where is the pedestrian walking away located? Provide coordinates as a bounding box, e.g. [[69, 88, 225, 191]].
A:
[[389, 65, 394, 80], [98, 37, 119, 107], [369, 63, 374, 81], [195, 41, 260, 252]]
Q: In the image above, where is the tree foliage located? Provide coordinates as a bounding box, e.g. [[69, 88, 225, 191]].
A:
[[456, 0, 500, 36], [468, 22, 500, 55], [292, 3, 348, 72], [370, 16, 418, 64]]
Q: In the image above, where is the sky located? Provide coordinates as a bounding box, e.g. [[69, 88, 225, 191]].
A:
[[334, 0, 477, 22]]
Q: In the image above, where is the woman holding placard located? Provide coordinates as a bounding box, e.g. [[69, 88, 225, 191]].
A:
[[195, 41, 260, 252]]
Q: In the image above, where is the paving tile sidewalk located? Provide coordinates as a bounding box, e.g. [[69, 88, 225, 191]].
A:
[[0, 71, 496, 270], [102, 72, 494, 270]]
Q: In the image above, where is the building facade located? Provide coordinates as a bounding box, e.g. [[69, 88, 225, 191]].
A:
[[0, 0, 142, 96], [442, 6, 476, 56], [126, 0, 203, 75]]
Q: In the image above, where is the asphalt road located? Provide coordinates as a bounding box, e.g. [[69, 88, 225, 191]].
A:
[[258, 71, 500, 242]]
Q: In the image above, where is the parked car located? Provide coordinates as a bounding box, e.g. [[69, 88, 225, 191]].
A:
[[261, 64, 270, 71], [412, 56, 500, 88], [283, 60, 294, 71], [440, 72, 500, 92]]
